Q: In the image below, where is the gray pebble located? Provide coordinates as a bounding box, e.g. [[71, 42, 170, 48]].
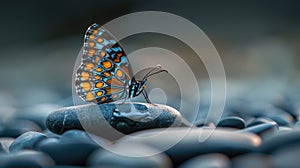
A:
[[217, 116, 245, 129], [232, 153, 270, 168], [9, 131, 47, 153], [46, 102, 185, 141], [271, 143, 300, 168], [239, 123, 278, 140], [259, 129, 300, 153], [0, 150, 55, 167], [118, 128, 261, 165], [247, 118, 277, 127], [88, 143, 172, 168], [179, 153, 230, 168]]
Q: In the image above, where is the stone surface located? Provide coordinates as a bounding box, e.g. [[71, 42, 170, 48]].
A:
[[46, 102, 186, 141], [118, 128, 261, 165], [217, 116, 246, 129], [37, 136, 101, 165], [267, 113, 294, 127], [246, 118, 277, 127], [271, 143, 300, 168], [232, 153, 270, 168], [0, 119, 42, 138], [0, 150, 55, 167], [9, 131, 47, 153], [0, 138, 14, 152], [178, 153, 230, 168], [239, 123, 279, 140], [259, 129, 300, 153], [88, 143, 172, 168]]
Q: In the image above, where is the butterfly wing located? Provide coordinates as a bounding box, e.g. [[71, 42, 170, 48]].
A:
[[75, 23, 133, 104]]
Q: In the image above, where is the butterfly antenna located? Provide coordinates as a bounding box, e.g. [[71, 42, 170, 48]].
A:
[[142, 65, 168, 80]]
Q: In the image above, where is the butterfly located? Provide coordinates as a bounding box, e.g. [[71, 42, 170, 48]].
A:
[[75, 23, 167, 104]]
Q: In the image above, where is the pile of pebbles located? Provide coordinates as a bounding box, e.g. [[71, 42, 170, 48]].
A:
[[1, 96, 300, 168]]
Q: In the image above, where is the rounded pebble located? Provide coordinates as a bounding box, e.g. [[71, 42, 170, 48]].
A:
[[88, 143, 172, 168], [239, 123, 279, 140], [0, 150, 55, 167], [246, 118, 277, 127], [46, 103, 186, 141], [179, 153, 230, 168], [232, 153, 270, 168], [9, 131, 47, 153], [118, 128, 261, 165], [217, 116, 246, 129]]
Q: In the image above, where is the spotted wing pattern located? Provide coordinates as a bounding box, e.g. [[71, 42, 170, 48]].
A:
[[75, 23, 133, 104]]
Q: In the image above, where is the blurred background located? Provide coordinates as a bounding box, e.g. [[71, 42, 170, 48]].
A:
[[0, 0, 300, 122]]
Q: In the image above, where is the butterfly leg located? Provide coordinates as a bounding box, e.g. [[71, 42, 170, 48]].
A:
[[142, 90, 152, 104]]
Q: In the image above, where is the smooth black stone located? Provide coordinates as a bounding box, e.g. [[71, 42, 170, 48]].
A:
[[46, 103, 185, 141], [271, 143, 300, 168], [217, 116, 245, 129], [0, 119, 42, 138], [259, 129, 300, 153], [0, 150, 55, 167], [118, 128, 261, 166], [239, 123, 278, 140], [232, 153, 270, 168], [60, 130, 97, 145], [279, 126, 292, 133], [9, 131, 47, 153], [178, 153, 230, 168], [267, 113, 294, 127], [37, 138, 100, 165], [88, 143, 172, 168], [246, 118, 277, 127]]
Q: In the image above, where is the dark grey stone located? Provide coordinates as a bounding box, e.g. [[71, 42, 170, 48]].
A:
[[246, 118, 277, 127], [37, 137, 100, 165], [267, 113, 294, 127], [179, 153, 230, 168], [259, 129, 300, 153], [118, 128, 261, 166], [46, 102, 186, 141], [0, 150, 55, 167], [9, 131, 47, 153], [239, 123, 278, 140], [0, 119, 42, 138], [271, 143, 300, 168], [88, 143, 172, 168], [60, 130, 96, 145], [217, 116, 246, 129], [232, 153, 270, 168]]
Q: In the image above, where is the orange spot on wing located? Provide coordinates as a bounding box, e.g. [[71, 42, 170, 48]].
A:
[[86, 92, 94, 101], [85, 63, 95, 70], [102, 61, 112, 69], [107, 78, 124, 86], [89, 35, 95, 40], [81, 82, 91, 91], [89, 42, 95, 47], [97, 38, 103, 43], [96, 67, 102, 72], [97, 91, 103, 96], [100, 97, 106, 101], [105, 88, 120, 94], [94, 75, 101, 80], [81, 71, 90, 80], [104, 72, 111, 77], [100, 52, 106, 57], [96, 82, 104, 88], [88, 50, 95, 56], [116, 69, 123, 78]]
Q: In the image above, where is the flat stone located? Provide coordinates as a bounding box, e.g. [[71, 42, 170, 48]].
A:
[[217, 116, 245, 129], [246, 117, 277, 127], [259, 129, 300, 153], [0, 119, 42, 138], [46, 102, 186, 141], [232, 153, 270, 168], [178, 153, 230, 168], [9, 131, 47, 153], [271, 143, 300, 168], [239, 123, 279, 140], [88, 143, 172, 168], [0, 150, 55, 167], [37, 137, 101, 165], [117, 128, 261, 166]]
